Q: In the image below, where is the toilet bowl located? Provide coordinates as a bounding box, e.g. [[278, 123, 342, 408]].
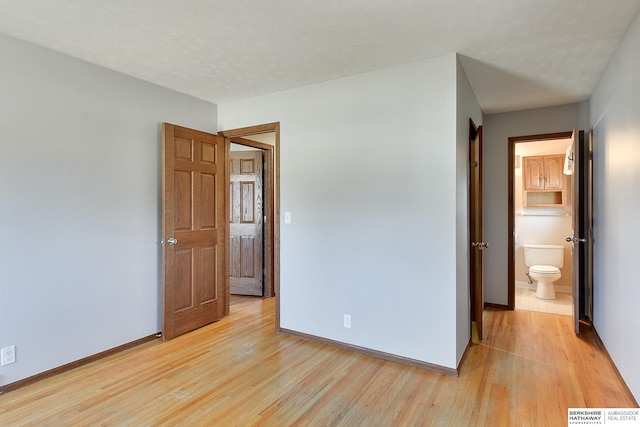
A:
[[523, 244, 564, 300], [529, 265, 562, 299]]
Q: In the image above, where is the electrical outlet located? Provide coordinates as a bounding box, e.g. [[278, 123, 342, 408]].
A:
[[1, 346, 16, 366], [344, 314, 351, 329]]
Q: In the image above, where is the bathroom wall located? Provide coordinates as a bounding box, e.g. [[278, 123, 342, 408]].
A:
[[514, 139, 573, 290]]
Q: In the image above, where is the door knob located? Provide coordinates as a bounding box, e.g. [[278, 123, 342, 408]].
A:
[[472, 242, 489, 249], [167, 238, 178, 246], [565, 236, 586, 244]]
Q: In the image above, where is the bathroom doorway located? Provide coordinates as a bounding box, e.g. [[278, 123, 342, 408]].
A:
[[508, 132, 574, 316]]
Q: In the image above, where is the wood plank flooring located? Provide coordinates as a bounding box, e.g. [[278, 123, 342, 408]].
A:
[[0, 297, 636, 426]]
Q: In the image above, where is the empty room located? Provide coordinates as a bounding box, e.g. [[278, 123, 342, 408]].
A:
[[1, 1, 639, 425]]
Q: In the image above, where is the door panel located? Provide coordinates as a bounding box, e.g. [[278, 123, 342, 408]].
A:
[[230, 150, 264, 296], [544, 155, 564, 190], [570, 129, 593, 334], [571, 129, 581, 333], [586, 131, 594, 323], [523, 157, 544, 190], [469, 120, 484, 341], [162, 123, 226, 340]]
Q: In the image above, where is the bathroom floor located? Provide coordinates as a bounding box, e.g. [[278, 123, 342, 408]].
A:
[[515, 287, 573, 316]]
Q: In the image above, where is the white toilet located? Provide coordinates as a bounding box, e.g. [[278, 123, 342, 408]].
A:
[[523, 244, 564, 300]]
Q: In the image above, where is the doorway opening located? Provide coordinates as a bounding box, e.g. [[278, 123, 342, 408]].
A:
[[220, 123, 280, 328], [510, 133, 574, 316], [229, 142, 266, 297]]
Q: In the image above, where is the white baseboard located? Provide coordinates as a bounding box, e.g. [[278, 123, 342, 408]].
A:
[[516, 281, 572, 294]]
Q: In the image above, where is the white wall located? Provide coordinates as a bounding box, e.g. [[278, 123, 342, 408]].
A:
[[455, 56, 482, 362], [514, 140, 573, 289], [589, 11, 640, 402], [230, 143, 260, 151], [0, 34, 217, 387], [219, 54, 463, 369], [482, 104, 586, 305]]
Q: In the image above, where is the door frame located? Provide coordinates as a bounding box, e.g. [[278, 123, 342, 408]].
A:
[[507, 131, 573, 310], [219, 123, 281, 328]]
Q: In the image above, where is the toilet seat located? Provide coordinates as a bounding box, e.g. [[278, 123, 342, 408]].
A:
[[530, 265, 560, 275]]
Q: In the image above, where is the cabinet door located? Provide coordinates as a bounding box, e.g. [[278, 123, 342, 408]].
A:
[[523, 156, 544, 190], [544, 154, 564, 190]]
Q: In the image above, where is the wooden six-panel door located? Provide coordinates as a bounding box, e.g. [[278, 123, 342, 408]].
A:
[[230, 151, 264, 296], [570, 129, 593, 334], [162, 123, 226, 340], [469, 120, 485, 341]]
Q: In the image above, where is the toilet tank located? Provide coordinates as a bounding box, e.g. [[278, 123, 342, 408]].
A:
[[523, 244, 564, 268]]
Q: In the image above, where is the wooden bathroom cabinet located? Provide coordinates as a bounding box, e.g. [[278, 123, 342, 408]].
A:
[[522, 154, 566, 206]]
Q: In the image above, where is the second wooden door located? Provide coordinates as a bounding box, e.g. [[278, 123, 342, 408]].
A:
[[230, 150, 264, 296]]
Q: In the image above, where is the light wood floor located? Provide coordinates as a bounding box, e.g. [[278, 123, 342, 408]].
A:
[[0, 297, 636, 426]]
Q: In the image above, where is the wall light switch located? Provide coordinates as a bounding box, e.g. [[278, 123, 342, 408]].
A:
[[284, 212, 291, 224]]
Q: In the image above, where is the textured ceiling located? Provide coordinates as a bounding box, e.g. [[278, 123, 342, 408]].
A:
[[0, 0, 639, 113]]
